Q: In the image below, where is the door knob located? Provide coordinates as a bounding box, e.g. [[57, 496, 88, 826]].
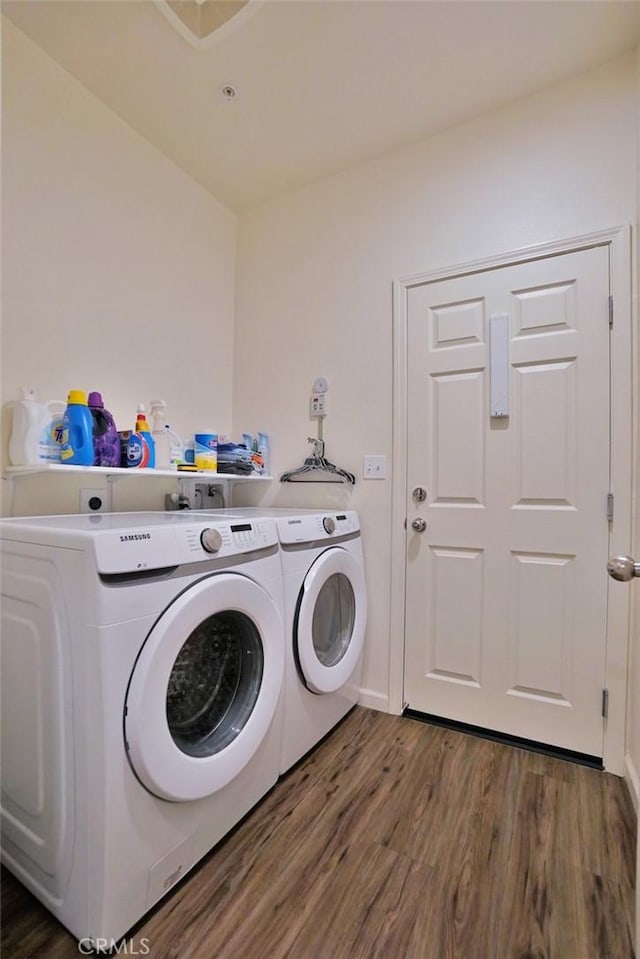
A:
[[412, 487, 427, 503], [411, 518, 427, 532], [607, 555, 640, 582]]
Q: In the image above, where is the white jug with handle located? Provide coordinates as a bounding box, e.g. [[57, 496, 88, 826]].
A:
[[9, 387, 66, 465]]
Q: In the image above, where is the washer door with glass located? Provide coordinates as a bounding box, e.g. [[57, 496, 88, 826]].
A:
[[295, 547, 367, 695], [124, 573, 283, 802]]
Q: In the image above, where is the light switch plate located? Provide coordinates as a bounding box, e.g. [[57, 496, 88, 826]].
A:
[[363, 455, 386, 479]]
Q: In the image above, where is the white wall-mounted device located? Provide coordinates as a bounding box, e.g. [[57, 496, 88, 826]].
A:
[[310, 376, 329, 418]]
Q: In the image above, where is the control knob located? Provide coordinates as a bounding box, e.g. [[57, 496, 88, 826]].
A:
[[323, 516, 336, 534], [200, 528, 223, 554]]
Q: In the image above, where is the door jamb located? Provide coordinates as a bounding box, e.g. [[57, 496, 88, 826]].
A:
[[389, 225, 633, 774]]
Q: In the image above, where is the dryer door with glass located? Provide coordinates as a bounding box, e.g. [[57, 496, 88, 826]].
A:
[[295, 547, 367, 695], [124, 572, 283, 802]]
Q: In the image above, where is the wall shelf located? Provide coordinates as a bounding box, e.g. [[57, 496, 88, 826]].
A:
[[2, 465, 271, 509]]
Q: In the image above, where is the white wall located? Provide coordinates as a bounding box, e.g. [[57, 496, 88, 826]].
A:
[[1, 19, 237, 515], [233, 53, 638, 709], [2, 20, 637, 731]]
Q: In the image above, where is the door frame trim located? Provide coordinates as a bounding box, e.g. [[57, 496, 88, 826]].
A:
[[390, 225, 633, 774]]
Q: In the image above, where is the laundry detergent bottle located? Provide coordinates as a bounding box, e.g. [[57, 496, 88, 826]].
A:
[[60, 390, 95, 466], [40, 401, 67, 463], [136, 406, 155, 469], [88, 392, 120, 467], [149, 399, 171, 469], [126, 407, 155, 469], [8, 387, 65, 466]]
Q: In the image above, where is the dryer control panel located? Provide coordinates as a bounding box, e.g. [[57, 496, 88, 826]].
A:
[[276, 510, 360, 546]]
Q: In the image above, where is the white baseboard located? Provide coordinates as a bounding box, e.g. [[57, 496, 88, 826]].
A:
[[358, 688, 389, 712], [624, 751, 640, 815]]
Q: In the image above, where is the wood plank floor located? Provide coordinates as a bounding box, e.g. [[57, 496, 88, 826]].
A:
[[1, 707, 636, 958]]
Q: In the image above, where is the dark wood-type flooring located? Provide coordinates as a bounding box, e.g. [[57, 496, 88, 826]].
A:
[[2, 707, 636, 958]]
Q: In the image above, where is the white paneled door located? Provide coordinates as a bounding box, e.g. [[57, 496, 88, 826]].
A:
[[404, 246, 611, 757]]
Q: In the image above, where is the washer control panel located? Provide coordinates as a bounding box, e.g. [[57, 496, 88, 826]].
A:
[[92, 516, 277, 574]]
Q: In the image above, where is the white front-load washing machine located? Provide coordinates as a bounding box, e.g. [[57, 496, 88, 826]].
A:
[[0, 511, 284, 944], [208, 509, 367, 774]]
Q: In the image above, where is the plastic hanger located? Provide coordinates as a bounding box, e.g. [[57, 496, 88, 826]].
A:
[[280, 436, 356, 485]]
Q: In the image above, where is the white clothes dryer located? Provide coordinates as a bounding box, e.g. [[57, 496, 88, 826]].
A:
[[0, 511, 284, 945], [209, 509, 367, 774]]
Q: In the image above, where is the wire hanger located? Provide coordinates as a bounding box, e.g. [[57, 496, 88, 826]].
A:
[[280, 429, 356, 485]]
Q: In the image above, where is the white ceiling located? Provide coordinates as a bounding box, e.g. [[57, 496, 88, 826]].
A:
[[3, 0, 639, 212]]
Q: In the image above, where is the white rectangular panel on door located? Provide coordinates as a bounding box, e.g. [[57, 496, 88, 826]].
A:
[[489, 313, 509, 417]]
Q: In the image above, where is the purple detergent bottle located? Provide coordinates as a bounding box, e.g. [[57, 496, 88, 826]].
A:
[[88, 392, 120, 467]]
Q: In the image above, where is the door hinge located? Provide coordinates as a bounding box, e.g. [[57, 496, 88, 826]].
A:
[[607, 492, 614, 523], [608, 295, 614, 329], [602, 688, 609, 719]]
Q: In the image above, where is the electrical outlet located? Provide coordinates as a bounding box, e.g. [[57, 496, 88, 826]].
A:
[[79, 488, 110, 513], [363, 455, 386, 480]]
